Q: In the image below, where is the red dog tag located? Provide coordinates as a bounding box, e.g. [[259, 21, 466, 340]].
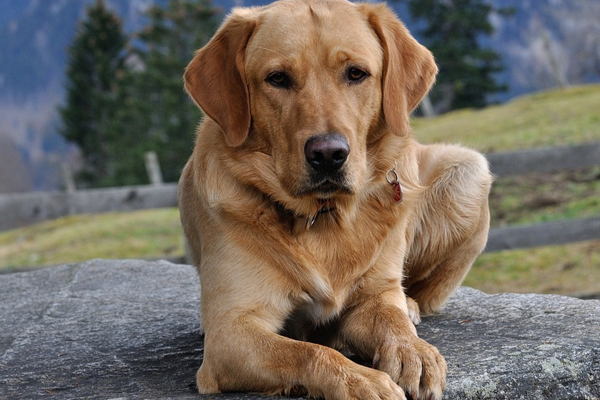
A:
[[391, 181, 403, 203], [386, 163, 403, 203]]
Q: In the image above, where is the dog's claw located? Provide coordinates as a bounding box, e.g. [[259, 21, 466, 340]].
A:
[[375, 336, 446, 400]]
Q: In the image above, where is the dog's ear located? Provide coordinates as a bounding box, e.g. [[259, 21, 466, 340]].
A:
[[184, 9, 257, 147], [359, 3, 437, 136]]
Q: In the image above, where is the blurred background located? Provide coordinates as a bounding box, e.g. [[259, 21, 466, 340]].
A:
[[0, 0, 599, 297]]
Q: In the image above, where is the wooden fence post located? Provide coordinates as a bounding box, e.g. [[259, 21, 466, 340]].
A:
[[420, 94, 436, 118], [61, 163, 76, 193], [144, 152, 164, 185]]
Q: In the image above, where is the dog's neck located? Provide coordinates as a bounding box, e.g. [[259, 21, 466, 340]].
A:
[[270, 163, 403, 234], [274, 199, 336, 233]]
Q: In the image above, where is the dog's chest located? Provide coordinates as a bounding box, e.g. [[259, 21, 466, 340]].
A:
[[259, 190, 407, 340], [298, 206, 401, 281], [282, 217, 400, 333]]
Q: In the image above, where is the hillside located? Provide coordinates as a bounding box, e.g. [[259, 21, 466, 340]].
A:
[[1, 85, 599, 296], [412, 84, 600, 152]]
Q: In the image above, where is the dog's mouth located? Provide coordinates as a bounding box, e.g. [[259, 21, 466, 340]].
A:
[[301, 176, 352, 198], [314, 180, 344, 194]]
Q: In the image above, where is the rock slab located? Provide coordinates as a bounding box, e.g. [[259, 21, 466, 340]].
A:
[[0, 259, 599, 399]]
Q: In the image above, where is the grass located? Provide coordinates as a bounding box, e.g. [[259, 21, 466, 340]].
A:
[[0, 209, 185, 272], [412, 84, 600, 152], [488, 166, 600, 226], [1, 84, 599, 296], [467, 241, 600, 297]]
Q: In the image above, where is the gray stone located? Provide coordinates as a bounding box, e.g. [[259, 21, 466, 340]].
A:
[[0, 259, 598, 399]]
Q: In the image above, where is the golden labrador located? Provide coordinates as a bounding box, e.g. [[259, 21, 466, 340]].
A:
[[179, 0, 492, 399]]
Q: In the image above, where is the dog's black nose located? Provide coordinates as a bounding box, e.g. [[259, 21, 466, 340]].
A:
[[304, 134, 350, 173]]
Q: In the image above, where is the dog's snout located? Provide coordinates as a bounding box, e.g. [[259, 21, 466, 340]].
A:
[[304, 134, 350, 173]]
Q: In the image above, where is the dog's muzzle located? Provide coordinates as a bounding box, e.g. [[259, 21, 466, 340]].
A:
[[304, 133, 350, 195]]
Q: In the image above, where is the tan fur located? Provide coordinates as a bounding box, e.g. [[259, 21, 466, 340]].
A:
[[179, 1, 492, 399]]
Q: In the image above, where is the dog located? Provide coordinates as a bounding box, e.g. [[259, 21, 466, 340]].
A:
[[178, 0, 492, 399]]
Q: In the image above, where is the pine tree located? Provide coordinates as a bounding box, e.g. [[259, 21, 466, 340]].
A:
[[59, 0, 127, 187], [106, 0, 220, 186], [401, 0, 512, 112]]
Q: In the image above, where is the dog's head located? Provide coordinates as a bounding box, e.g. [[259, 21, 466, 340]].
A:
[[185, 0, 436, 205]]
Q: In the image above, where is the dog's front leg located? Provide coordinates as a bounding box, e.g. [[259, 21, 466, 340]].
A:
[[340, 288, 447, 400], [199, 314, 406, 400]]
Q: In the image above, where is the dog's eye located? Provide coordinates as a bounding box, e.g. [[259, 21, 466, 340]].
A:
[[346, 67, 369, 84], [266, 71, 292, 89]]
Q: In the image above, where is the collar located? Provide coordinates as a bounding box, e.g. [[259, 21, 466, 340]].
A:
[[274, 200, 336, 231]]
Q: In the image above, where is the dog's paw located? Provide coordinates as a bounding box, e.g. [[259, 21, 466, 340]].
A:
[[406, 297, 421, 326], [373, 336, 446, 400], [330, 364, 407, 400], [196, 365, 220, 394]]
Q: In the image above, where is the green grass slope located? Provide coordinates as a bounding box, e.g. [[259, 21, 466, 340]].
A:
[[412, 84, 600, 152], [0, 209, 184, 272]]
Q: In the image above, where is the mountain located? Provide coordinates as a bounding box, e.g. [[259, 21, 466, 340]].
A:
[[0, 0, 598, 192]]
